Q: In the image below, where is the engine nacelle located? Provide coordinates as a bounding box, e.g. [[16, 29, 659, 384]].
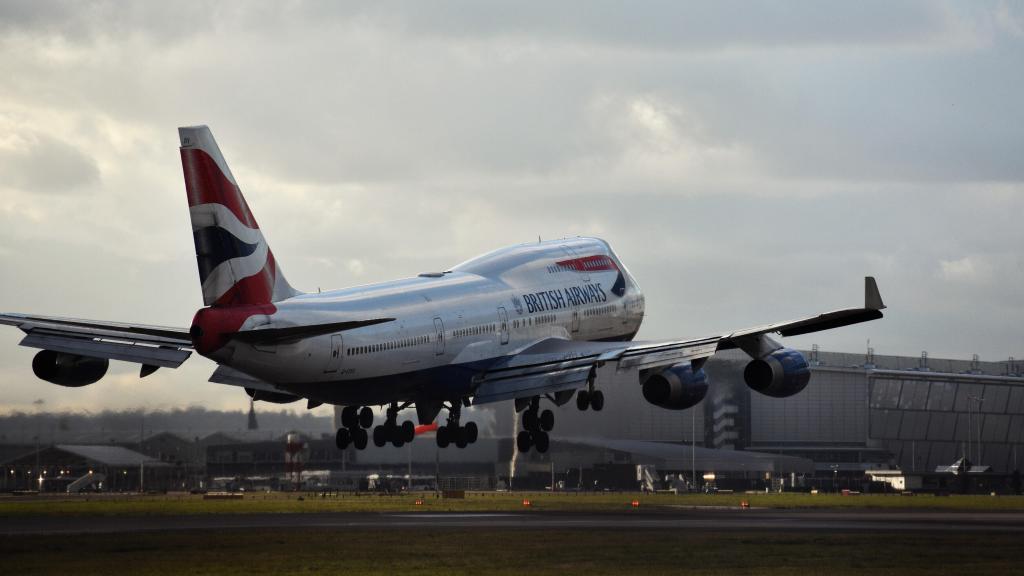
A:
[[245, 387, 302, 404], [743, 348, 810, 398], [32, 350, 109, 387], [642, 362, 709, 410]]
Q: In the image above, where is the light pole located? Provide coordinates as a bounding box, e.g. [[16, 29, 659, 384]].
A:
[[691, 407, 696, 491]]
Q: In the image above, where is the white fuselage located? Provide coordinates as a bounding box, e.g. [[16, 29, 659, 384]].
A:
[[209, 237, 645, 406]]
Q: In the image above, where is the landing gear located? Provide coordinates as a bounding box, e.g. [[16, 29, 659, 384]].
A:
[[436, 401, 479, 449], [373, 403, 417, 448], [518, 397, 552, 454], [337, 405, 375, 450], [576, 389, 604, 411]]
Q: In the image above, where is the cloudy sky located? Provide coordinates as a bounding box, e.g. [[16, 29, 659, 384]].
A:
[[1, 0, 1022, 415]]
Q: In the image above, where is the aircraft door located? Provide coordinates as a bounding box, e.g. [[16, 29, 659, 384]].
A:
[[324, 334, 343, 373], [433, 317, 445, 356], [497, 307, 509, 345], [571, 309, 580, 334]]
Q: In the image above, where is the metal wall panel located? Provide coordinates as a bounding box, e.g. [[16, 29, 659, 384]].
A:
[[927, 382, 957, 411]]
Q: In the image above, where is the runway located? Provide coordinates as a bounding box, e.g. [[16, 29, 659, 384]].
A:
[[5, 508, 1024, 535]]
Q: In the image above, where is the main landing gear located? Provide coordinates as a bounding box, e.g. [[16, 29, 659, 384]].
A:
[[373, 403, 416, 448], [576, 379, 604, 412], [335, 405, 373, 450], [436, 402, 479, 449], [517, 397, 554, 454]]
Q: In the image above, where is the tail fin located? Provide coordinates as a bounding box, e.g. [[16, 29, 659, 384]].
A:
[[179, 125, 299, 307]]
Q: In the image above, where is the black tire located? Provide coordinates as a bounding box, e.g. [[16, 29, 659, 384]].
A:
[[341, 406, 358, 429], [539, 409, 554, 432], [392, 436, 405, 448], [516, 430, 532, 453], [464, 421, 478, 444], [335, 427, 351, 450], [353, 427, 368, 450], [358, 406, 374, 429], [437, 426, 450, 448], [373, 425, 387, 447], [576, 390, 590, 411], [455, 427, 468, 448], [524, 410, 539, 431], [534, 431, 550, 453], [401, 420, 415, 443], [591, 390, 605, 411]]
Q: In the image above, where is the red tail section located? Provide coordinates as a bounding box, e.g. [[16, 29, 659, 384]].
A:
[[179, 125, 298, 308]]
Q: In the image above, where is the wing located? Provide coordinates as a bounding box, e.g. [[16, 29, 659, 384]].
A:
[[471, 336, 719, 404], [0, 313, 194, 371], [471, 277, 885, 404]]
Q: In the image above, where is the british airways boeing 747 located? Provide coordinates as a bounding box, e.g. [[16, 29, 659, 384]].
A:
[[0, 126, 885, 453]]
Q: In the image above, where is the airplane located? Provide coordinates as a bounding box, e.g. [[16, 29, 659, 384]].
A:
[[0, 125, 886, 454]]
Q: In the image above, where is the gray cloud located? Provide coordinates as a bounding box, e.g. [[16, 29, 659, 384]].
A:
[[0, 1, 1021, 414], [0, 133, 100, 193]]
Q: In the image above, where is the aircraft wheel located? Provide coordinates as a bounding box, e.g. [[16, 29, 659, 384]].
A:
[[358, 406, 374, 429], [373, 425, 388, 447], [392, 436, 405, 448], [341, 406, 359, 428], [352, 427, 368, 450], [464, 421, 478, 444], [455, 427, 468, 449], [533, 431, 550, 453], [437, 426, 451, 448], [524, 410, 539, 431], [590, 390, 605, 411], [401, 420, 415, 443], [335, 427, 351, 450], [539, 410, 554, 432], [576, 390, 590, 411], [516, 430, 532, 453]]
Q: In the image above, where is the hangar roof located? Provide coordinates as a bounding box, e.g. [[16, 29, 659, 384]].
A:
[[1, 444, 172, 468], [564, 438, 815, 474], [54, 444, 168, 467]]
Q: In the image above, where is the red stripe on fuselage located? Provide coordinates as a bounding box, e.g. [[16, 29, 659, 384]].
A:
[[555, 255, 618, 273], [180, 148, 259, 228]]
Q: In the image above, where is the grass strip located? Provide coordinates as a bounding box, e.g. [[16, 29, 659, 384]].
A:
[[1, 492, 1024, 516], [2, 528, 1022, 575]]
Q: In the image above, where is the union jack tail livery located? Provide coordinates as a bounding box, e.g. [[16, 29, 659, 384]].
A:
[[179, 126, 299, 307]]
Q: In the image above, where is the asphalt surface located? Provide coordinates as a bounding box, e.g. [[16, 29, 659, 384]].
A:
[[4, 509, 1024, 535]]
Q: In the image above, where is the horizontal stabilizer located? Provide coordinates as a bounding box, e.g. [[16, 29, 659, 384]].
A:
[[229, 318, 394, 344]]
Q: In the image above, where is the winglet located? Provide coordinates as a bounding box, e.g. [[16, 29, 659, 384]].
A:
[[865, 277, 885, 310]]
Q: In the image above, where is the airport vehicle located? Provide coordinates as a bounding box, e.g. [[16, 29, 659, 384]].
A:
[[0, 126, 886, 453]]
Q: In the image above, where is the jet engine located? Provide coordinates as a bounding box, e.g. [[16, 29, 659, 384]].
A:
[[743, 347, 810, 398], [32, 350, 109, 387], [246, 387, 302, 404], [641, 362, 709, 410]]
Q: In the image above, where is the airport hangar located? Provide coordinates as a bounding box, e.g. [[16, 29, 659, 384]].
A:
[[4, 348, 1023, 492], [216, 346, 1024, 492], [325, 344, 1024, 487]]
